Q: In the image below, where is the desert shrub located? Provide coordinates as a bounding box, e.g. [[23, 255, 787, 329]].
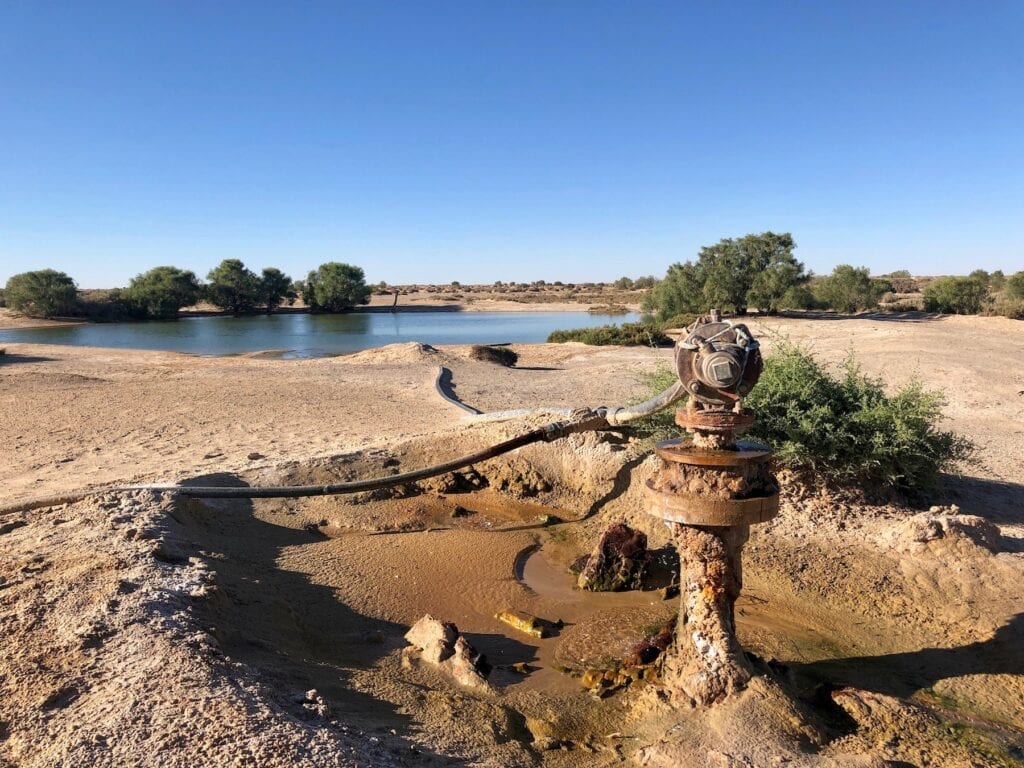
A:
[[922, 276, 989, 314], [814, 265, 886, 312], [779, 284, 821, 310], [257, 267, 295, 314], [469, 345, 518, 366], [1005, 271, 1024, 300], [125, 266, 201, 319], [205, 259, 261, 315], [658, 312, 700, 330], [633, 343, 972, 496], [587, 303, 630, 315], [745, 343, 972, 494], [989, 295, 1024, 319], [76, 289, 146, 322], [547, 322, 671, 346], [303, 262, 371, 312], [4, 269, 78, 317]]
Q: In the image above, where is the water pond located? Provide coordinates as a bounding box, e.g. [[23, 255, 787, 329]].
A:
[[0, 310, 641, 358]]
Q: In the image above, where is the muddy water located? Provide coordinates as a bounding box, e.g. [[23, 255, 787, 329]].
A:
[[260, 487, 870, 699]]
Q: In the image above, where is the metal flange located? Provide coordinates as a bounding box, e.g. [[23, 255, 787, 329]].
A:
[[643, 481, 780, 526], [674, 407, 755, 435], [654, 439, 773, 467]]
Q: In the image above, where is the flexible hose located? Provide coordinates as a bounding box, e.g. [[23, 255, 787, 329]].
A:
[[467, 379, 687, 427], [114, 417, 604, 499], [82, 379, 687, 502]]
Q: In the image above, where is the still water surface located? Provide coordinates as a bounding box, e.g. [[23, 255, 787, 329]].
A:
[[0, 311, 641, 357]]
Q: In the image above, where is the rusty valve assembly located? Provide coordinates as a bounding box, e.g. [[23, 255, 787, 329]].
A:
[[644, 309, 779, 707]]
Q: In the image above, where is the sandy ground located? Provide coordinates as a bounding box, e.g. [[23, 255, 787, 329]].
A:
[[2, 313, 1023, 766]]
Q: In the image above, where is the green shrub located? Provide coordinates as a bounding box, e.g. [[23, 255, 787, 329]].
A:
[[4, 269, 78, 318], [547, 321, 671, 346], [304, 262, 371, 312], [125, 266, 201, 319], [658, 312, 700, 330], [779, 284, 821, 310], [989, 295, 1024, 319], [632, 343, 972, 497], [813, 265, 885, 312], [922, 277, 990, 314], [745, 343, 972, 494], [1005, 271, 1024, 300]]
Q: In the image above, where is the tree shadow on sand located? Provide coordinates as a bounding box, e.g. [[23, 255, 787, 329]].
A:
[[0, 352, 57, 365], [774, 310, 948, 323], [792, 613, 1024, 701], [171, 472, 472, 765]]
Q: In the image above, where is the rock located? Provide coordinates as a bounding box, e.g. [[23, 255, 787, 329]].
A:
[[445, 636, 491, 689], [495, 610, 547, 638], [405, 614, 458, 664], [623, 616, 676, 667], [580, 669, 606, 690], [577, 523, 649, 591], [899, 512, 1000, 553], [247, 452, 265, 460], [510, 662, 532, 675], [451, 505, 471, 518], [404, 614, 491, 689], [536, 514, 561, 526], [525, 716, 560, 750]]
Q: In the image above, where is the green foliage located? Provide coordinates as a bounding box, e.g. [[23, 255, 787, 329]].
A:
[[77, 288, 147, 321], [205, 259, 261, 315], [643, 261, 703, 318], [547, 321, 671, 346], [4, 269, 78, 318], [644, 232, 807, 319], [634, 343, 972, 496], [633, 275, 657, 289], [257, 267, 294, 314], [658, 312, 700, 330], [747, 260, 808, 313], [745, 342, 973, 495], [922, 276, 990, 314], [1005, 271, 1024, 300], [304, 262, 371, 312], [813, 265, 885, 312], [968, 269, 990, 285], [989, 295, 1024, 319], [779, 284, 821, 310], [613, 276, 634, 290], [125, 266, 201, 319], [988, 270, 1006, 291]]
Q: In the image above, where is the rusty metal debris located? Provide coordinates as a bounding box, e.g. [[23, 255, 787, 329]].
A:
[[644, 310, 779, 707], [495, 610, 548, 639]]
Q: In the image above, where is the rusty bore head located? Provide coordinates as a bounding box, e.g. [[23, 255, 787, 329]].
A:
[[674, 312, 762, 408]]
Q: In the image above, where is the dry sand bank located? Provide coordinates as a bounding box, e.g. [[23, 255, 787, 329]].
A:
[[1, 314, 1022, 766]]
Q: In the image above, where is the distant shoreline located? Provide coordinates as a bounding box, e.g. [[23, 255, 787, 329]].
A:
[[0, 300, 643, 331]]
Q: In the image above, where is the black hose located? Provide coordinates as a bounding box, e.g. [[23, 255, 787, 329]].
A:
[[117, 419, 592, 499]]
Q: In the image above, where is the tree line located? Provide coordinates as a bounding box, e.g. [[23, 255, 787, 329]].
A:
[[2, 260, 372, 320], [641, 232, 1024, 321]]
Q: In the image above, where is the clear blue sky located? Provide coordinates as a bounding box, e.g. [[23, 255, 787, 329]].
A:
[[2, 1, 1022, 288]]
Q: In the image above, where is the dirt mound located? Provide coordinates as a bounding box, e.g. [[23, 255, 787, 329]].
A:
[[339, 341, 441, 364], [0, 493, 401, 767]]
